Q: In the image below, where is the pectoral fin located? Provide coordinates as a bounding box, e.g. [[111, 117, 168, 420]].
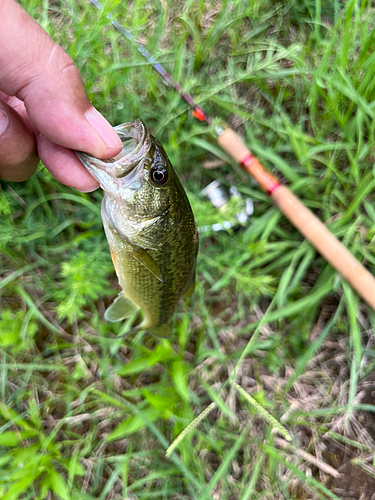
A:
[[105, 293, 140, 322], [109, 247, 119, 275], [130, 247, 163, 282]]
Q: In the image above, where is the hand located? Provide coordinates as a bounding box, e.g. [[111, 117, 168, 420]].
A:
[[0, 0, 123, 191]]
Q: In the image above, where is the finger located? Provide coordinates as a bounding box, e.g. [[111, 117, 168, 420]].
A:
[[0, 0, 122, 160], [0, 98, 39, 182], [1, 92, 100, 190], [0, 92, 32, 130], [37, 135, 100, 192]]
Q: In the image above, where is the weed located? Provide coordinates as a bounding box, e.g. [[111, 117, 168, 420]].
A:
[[1, 0, 375, 498]]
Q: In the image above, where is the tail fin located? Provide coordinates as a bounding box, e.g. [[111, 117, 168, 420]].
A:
[[117, 323, 172, 339], [148, 324, 172, 338]]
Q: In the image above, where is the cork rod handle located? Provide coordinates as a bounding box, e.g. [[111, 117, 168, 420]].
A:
[[217, 127, 375, 311]]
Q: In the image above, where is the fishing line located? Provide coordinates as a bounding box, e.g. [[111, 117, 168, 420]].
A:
[[87, 0, 375, 311], [89, 0, 211, 123]]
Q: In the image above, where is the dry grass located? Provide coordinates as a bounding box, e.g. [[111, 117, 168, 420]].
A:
[[0, 0, 375, 499]]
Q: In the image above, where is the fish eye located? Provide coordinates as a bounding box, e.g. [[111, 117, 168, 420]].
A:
[[150, 165, 168, 185]]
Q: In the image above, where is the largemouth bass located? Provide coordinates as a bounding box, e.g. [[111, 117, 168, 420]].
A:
[[76, 119, 198, 337]]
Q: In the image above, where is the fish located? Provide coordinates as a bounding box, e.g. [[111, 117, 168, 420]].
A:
[[76, 119, 198, 337]]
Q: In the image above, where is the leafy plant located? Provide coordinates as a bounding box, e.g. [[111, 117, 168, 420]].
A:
[[0, 0, 374, 498], [55, 251, 111, 324]]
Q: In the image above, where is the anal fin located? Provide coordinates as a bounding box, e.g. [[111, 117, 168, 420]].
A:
[[105, 293, 140, 322]]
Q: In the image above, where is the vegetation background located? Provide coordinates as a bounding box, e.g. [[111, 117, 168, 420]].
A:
[[1, 0, 375, 498]]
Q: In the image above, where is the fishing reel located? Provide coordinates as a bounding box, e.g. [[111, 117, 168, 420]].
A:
[[199, 180, 254, 234]]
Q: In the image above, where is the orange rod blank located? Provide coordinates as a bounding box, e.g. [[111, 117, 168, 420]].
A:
[[217, 127, 375, 311]]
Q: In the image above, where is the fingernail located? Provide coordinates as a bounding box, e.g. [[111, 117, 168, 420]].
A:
[[85, 108, 123, 150], [78, 186, 99, 193], [0, 110, 9, 135]]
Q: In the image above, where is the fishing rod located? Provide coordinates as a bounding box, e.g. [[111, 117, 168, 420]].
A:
[[88, 0, 375, 311]]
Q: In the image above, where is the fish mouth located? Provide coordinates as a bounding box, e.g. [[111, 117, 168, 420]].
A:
[[75, 118, 151, 179]]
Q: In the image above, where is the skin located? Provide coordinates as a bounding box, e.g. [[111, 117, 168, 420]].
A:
[[0, 0, 123, 190]]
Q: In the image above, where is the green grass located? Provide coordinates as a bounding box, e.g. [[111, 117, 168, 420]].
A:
[[1, 0, 375, 498]]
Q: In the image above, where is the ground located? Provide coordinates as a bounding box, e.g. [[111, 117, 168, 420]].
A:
[[1, 0, 375, 499]]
